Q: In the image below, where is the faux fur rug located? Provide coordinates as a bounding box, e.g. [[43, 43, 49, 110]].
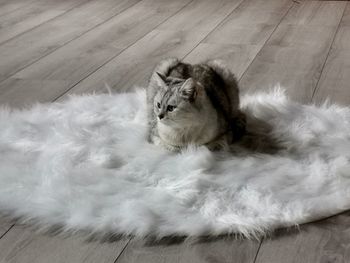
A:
[[1, 88, 350, 238]]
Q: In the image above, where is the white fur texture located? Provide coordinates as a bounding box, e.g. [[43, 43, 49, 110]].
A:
[[1, 88, 350, 238]]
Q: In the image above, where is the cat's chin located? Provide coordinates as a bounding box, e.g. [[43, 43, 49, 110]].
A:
[[157, 118, 172, 125], [159, 119, 187, 129], [157, 119, 166, 124]]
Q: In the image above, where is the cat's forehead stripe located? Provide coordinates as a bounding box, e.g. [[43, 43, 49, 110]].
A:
[[161, 89, 172, 106]]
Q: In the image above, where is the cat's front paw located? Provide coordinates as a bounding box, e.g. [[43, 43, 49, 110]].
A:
[[151, 135, 180, 152], [151, 135, 162, 146]]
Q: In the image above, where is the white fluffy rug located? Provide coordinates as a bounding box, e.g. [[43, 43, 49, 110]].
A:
[[1, 88, 350, 238]]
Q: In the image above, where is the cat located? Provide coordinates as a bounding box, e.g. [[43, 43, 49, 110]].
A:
[[146, 57, 246, 151]]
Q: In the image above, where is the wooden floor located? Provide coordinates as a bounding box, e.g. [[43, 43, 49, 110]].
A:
[[0, 0, 350, 262]]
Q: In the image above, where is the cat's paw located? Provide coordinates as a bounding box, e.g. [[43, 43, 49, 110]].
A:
[[151, 135, 162, 146], [151, 135, 181, 152]]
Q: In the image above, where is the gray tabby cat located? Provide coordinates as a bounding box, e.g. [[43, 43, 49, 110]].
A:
[[146, 57, 246, 151]]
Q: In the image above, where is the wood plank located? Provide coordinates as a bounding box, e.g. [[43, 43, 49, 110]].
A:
[[116, 237, 260, 263], [184, 0, 293, 79], [255, 212, 350, 263], [239, 0, 347, 103], [0, 224, 129, 263], [282, 0, 347, 26], [204, 0, 293, 47], [0, 0, 37, 17], [342, 1, 350, 26], [0, 0, 141, 83], [313, 3, 350, 105], [56, 0, 245, 99], [312, 46, 350, 106], [0, 0, 192, 107], [0, 0, 89, 45], [185, 43, 262, 79]]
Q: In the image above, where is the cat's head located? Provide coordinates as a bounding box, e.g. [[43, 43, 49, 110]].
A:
[[153, 72, 203, 126]]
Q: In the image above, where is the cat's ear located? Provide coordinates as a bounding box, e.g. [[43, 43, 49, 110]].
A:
[[155, 72, 168, 86], [180, 78, 197, 102]]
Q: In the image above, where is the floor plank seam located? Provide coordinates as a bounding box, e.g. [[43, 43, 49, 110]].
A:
[[52, 0, 196, 102], [0, 0, 91, 47], [311, 1, 348, 101], [181, 0, 248, 60], [113, 238, 132, 263], [0, 0, 143, 87], [0, 0, 37, 18], [237, 1, 296, 83], [0, 223, 15, 240], [252, 238, 263, 263]]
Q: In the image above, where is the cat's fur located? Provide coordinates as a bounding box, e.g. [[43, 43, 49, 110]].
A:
[[146, 58, 245, 151]]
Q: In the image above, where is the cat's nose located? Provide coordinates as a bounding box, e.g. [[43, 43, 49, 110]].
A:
[[158, 113, 164, 120]]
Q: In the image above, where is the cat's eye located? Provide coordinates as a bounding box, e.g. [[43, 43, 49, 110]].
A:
[[167, 105, 176, 112], [157, 102, 161, 108]]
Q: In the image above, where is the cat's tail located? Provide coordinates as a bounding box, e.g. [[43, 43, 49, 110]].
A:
[[206, 59, 238, 84], [206, 59, 240, 113], [207, 59, 247, 141], [230, 111, 247, 142], [151, 57, 180, 79]]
